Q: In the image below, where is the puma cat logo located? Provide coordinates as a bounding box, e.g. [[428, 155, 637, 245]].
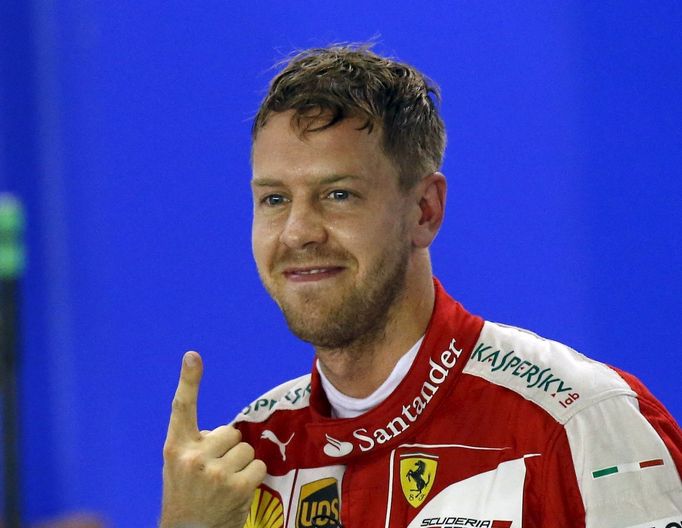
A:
[[261, 430, 295, 461]]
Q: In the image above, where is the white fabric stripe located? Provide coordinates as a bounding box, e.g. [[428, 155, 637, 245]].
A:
[[616, 462, 643, 475], [285, 468, 298, 528], [399, 452, 440, 459], [384, 449, 396, 528], [398, 442, 510, 451]]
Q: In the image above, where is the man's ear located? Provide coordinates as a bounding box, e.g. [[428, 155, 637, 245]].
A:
[[411, 172, 446, 249]]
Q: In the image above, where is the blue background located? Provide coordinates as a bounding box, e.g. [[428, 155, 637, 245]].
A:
[[1, 1, 681, 526]]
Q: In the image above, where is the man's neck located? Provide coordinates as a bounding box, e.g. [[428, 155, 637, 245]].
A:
[[315, 265, 435, 398]]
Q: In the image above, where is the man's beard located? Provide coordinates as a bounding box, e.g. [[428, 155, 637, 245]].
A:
[[266, 241, 411, 350]]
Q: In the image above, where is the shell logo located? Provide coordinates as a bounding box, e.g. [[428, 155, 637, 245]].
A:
[[244, 484, 285, 528]]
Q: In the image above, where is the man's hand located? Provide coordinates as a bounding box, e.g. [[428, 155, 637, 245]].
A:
[[160, 351, 266, 528]]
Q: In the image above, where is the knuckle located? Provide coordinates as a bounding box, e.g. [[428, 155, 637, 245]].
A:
[[227, 426, 242, 444], [237, 442, 255, 459], [253, 459, 267, 477], [205, 465, 227, 485], [243, 460, 267, 487], [162, 441, 178, 460], [223, 423, 239, 434], [198, 425, 241, 448], [180, 374, 200, 389], [179, 450, 205, 471], [229, 476, 254, 497], [171, 397, 187, 413]]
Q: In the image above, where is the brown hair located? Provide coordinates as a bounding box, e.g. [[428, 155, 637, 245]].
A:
[[252, 44, 446, 190]]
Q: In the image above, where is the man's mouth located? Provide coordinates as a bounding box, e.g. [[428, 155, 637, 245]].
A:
[[282, 266, 345, 282]]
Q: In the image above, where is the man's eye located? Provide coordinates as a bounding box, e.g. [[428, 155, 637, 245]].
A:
[[262, 194, 287, 206], [327, 190, 351, 201]]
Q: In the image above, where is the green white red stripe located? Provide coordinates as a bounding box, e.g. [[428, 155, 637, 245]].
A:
[[592, 458, 664, 479]]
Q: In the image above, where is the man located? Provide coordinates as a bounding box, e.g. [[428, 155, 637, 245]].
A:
[[160, 45, 682, 528]]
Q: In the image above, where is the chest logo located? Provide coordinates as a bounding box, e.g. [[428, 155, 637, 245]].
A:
[[323, 434, 353, 457], [400, 454, 438, 508], [296, 477, 340, 528], [245, 484, 284, 528], [261, 430, 295, 461]]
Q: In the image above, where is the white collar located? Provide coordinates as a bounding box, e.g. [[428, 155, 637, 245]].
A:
[[316, 337, 424, 419]]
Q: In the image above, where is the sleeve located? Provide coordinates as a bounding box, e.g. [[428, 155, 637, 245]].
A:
[[563, 394, 682, 528], [533, 426, 586, 527]]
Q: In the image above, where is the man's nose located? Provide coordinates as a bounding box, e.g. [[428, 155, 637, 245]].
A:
[[278, 200, 327, 249]]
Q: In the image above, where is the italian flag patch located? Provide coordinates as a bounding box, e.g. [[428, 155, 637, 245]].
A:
[[592, 458, 664, 479]]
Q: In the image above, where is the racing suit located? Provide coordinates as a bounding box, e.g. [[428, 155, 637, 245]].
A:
[[234, 280, 682, 528]]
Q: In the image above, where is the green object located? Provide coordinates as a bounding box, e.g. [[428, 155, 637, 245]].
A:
[[0, 194, 25, 279], [592, 466, 619, 479]]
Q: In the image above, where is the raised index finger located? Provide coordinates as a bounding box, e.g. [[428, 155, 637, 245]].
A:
[[167, 351, 203, 440]]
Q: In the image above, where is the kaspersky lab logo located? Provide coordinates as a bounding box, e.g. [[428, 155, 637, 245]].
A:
[[323, 338, 463, 458], [471, 343, 580, 409]]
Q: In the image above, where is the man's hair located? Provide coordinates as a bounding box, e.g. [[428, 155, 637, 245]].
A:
[[252, 44, 446, 190]]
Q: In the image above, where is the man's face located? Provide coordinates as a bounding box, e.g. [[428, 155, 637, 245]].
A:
[[251, 111, 415, 349]]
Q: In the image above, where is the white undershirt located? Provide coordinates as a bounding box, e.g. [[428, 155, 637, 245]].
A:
[[316, 337, 424, 419]]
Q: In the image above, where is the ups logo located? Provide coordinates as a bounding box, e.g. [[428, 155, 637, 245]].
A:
[[296, 477, 340, 527]]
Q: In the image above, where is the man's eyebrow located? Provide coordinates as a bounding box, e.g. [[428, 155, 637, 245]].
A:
[[251, 177, 282, 187], [251, 174, 363, 187], [319, 174, 363, 185]]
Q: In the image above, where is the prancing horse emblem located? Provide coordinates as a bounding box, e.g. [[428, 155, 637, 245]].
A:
[[407, 460, 431, 494], [399, 454, 438, 508], [261, 430, 295, 461]]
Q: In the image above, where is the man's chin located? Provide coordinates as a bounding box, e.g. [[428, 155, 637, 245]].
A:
[[279, 306, 345, 344], [289, 330, 357, 350], [285, 322, 341, 348]]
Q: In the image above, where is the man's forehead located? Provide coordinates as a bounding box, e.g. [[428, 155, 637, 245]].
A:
[[251, 173, 364, 188], [253, 113, 387, 164], [249, 111, 406, 194]]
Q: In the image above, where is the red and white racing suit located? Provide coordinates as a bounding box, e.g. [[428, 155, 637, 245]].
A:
[[234, 280, 682, 528]]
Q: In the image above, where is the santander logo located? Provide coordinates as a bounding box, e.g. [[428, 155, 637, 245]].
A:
[[324, 434, 354, 457], [322, 338, 462, 458]]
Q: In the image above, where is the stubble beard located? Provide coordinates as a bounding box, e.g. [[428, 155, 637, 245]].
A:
[[266, 240, 411, 351]]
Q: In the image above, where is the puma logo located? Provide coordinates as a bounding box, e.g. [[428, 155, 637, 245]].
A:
[[260, 430, 295, 461]]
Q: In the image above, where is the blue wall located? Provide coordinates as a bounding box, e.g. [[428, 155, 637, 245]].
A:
[[1, 1, 681, 526]]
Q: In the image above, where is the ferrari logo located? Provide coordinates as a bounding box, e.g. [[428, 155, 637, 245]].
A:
[[400, 455, 438, 508]]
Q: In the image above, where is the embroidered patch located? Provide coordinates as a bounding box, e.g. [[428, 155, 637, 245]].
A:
[[296, 477, 340, 528], [400, 453, 439, 507]]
